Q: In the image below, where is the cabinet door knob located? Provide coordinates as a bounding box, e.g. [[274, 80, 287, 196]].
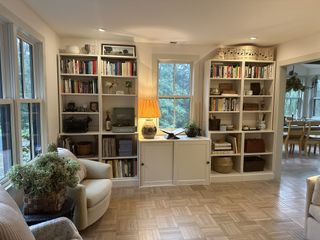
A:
[[206, 161, 210, 164], [141, 163, 144, 166]]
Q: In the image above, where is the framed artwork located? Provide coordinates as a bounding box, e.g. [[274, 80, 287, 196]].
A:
[[89, 102, 99, 112], [101, 44, 136, 57]]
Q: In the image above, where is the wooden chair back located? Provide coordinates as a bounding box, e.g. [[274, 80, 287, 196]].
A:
[[306, 121, 320, 140], [286, 120, 306, 141]]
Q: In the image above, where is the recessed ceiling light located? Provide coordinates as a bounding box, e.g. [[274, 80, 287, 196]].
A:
[[250, 37, 257, 40], [98, 28, 106, 32]]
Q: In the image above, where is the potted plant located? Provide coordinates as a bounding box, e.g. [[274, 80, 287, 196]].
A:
[[7, 144, 80, 214], [185, 122, 201, 137]]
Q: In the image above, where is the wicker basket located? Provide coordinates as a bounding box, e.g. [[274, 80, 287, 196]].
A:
[[23, 188, 66, 214], [76, 141, 92, 156], [212, 157, 233, 174]]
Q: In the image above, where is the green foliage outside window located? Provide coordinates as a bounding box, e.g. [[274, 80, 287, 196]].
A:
[[158, 63, 191, 129]]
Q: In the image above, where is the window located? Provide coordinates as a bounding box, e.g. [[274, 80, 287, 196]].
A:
[[16, 36, 42, 163], [312, 79, 320, 117], [284, 90, 303, 119], [0, 22, 44, 182], [158, 62, 192, 128]]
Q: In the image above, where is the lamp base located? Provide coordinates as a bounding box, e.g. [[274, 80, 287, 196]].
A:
[[142, 119, 157, 139]]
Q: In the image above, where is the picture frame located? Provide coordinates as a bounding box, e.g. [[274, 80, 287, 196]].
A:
[[101, 44, 136, 57], [89, 102, 99, 112]]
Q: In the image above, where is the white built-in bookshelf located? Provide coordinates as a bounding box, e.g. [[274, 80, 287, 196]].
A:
[[57, 52, 139, 187], [204, 59, 276, 182]]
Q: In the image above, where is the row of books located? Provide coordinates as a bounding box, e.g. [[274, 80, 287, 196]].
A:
[[106, 159, 137, 178], [211, 135, 238, 154], [62, 79, 98, 94], [210, 64, 241, 78], [210, 98, 239, 111], [101, 60, 137, 76], [102, 137, 133, 157], [60, 59, 97, 74], [244, 65, 273, 79]]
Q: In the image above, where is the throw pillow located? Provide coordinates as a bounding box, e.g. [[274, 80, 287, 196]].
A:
[[58, 148, 87, 182], [312, 177, 320, 205]]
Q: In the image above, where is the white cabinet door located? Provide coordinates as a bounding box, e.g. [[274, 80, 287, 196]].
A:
[[140, 142, 173, 187], [173, 140, 210, 185]]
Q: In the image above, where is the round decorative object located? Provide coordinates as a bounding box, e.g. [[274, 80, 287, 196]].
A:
[[212, 157, 233, 173], [185, 128, 199, 137], [142, 119, 157, 139], [65, 45, 80, 54]]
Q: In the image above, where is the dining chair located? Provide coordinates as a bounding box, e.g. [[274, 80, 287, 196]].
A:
[[283, 120, 306, 158], [304, 121, 320, 156]]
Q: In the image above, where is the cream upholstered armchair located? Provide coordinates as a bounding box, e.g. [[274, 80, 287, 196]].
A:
[[58, 148, 112, 231], [0, 185, 82, 240], [306, 176, 320, 240]]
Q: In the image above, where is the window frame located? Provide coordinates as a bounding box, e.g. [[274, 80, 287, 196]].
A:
[[312, 79, 320, 117], [0, 21, 46, 184], [157, 59, 193, 129]]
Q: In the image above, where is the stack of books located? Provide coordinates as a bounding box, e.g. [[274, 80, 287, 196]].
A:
[[210, 64, 241, 78], [62, 79, 97, 94], [102, 137, 116, 157], [106, 159, 137, 178], [212, 141, 233, 154], [60, 59, 97, 74], [101, 60, 137, 76], [245, 65, 273, 78], [118, 139, 133, 156], [210, 98, 239, 111]]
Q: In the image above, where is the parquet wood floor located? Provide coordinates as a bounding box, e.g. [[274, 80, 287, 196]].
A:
[[81, 152, 320, 240]]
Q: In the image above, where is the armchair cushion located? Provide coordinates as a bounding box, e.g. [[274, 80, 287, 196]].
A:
[[309, 204, 320, 223], [312, 176, 320, 205], [58, 148, 87, 182], [0, 186, 35, 240], [82, 179, 112, 208], [0, 203, 35, 240], [30, 217, 82, 240], [79, 159, 112, 179]]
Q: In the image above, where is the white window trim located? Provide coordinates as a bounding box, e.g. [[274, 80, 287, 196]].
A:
[[157, 60, 193, 129]]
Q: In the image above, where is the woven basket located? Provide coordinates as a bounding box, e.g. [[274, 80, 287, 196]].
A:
[[76, 141, 92, 156], [23, 188, 66, 214], [212, 157, 233, 174]]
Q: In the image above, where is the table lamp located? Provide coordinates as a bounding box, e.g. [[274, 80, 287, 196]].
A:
[[138, 98, 161, 139]]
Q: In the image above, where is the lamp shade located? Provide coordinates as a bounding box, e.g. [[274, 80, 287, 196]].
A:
[[138, 98, 161, 118]]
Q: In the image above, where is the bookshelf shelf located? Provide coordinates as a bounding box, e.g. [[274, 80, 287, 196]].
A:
[[62, 112, 99, 115], [204, 58, 275, 183], [243, 95, 272, 98], [102, 156, 138, 160], [61, 93, 99, 96], [102, 94, 136, 97], [101, 75, 137, 78], [60, 73, 98, 77], [101, 131, 138, 135], [209, 111, 240, 113], [59, 131, 100, 136], [58, 51, 139, 187], [101, 55, 137, 60]]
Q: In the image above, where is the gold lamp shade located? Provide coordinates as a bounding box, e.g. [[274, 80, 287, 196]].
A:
[[138, 98, 161, 139], [138, 98, 161, 118]]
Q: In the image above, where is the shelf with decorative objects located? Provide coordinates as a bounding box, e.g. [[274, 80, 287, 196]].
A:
[[57, 45, 139, 187], [204, 46, 276, 183]]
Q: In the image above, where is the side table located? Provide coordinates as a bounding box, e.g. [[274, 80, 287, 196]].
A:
[[23, 197, 75, 226]]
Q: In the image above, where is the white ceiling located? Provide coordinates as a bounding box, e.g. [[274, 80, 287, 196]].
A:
[[23, 0, 320, 45]]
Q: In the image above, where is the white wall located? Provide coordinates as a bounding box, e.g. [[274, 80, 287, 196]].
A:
[[277, 32, 320, 63], [0, 0, 60, 144]]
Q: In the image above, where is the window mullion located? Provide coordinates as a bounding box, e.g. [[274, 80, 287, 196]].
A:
[[29, 103, 35, 159]]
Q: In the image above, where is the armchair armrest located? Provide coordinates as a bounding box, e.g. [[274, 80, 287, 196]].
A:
[[79, 159, 112, 179], [30, 217, 82, 240], [306, 176, 319, 218]]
